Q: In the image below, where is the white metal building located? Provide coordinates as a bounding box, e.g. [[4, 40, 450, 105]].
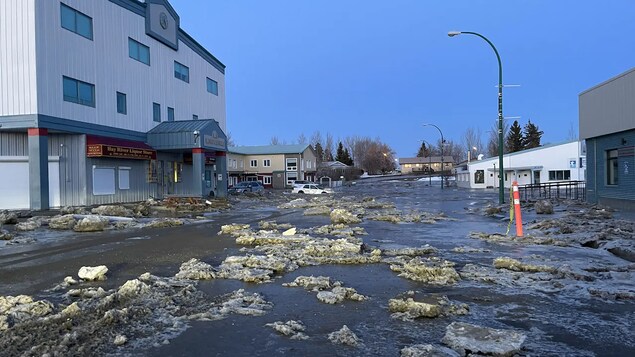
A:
[[455, 141, 586, 189], [0, 0, 227, 210]]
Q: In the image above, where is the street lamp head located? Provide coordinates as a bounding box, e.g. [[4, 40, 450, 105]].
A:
[[447, 31, 462, 37]]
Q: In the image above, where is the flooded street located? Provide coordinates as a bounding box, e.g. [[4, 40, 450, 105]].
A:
[[1, 179, 634, 356]]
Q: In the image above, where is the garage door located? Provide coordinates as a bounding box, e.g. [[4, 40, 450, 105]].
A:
[[0, 157, 60, 209]]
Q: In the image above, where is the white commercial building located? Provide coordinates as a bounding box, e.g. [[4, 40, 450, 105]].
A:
[[0, 0, 227, 210], [455, 141, 586, 189]]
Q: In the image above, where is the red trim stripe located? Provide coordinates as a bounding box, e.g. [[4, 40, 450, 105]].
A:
[[28, 128, 48, 136], [193, 148, 205, 154]]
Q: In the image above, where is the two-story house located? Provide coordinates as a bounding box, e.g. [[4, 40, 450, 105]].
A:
[[227, 145, 317, 189]]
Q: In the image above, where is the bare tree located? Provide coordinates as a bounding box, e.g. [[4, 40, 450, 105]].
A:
[[343, 136, 360, 165], [324, 133, 335, 161], [567, 122, 578, 141], [361, 140, 395, 175], [297, 133, 308, 145], [270, 136, 280, 145], [226, 131, 236, 147], [310, 131, 323, 147], [463, 126, 483, 161], [486, 119, 510, 157]]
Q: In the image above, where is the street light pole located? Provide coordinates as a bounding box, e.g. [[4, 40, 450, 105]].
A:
[[423, 124, 445, 189], [448, 30, 505, 204]]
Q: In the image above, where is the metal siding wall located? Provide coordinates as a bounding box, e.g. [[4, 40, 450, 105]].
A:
[[585, 139, 598, 203], [0, 0, 37, 115], [580, 68, 635, 139], [48, 134, 87, 206], [85, 157, 157, 205], [0, 132, 29, 155], [592, 131, 635, 204], [35, 0, 226, 134]]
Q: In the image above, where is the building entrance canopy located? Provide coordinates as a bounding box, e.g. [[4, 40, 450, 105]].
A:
[[147, 119, 227, 152]]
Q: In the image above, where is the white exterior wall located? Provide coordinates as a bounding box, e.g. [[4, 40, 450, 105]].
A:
[[33, 0, 226, 132], [461, 141, 585, 189], [0, 0, 38, 116]]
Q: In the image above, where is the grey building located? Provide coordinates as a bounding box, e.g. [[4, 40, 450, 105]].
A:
[[0, 0, 227, 210], [579, 67, 635, 210]]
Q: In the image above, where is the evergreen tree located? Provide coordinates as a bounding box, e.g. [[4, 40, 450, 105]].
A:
[[416, 142, 430, 157], [342, 148, 354, 165], [523, 120, 543, 149], [505, 120, 524, 153], [335, 142, 345, 162], [314, 142, 324, 164]]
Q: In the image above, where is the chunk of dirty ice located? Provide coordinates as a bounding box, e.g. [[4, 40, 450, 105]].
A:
[[388, 295, 468, 320], [282, 227, 296, 236], [330, 209, 361, 225], [174, 258, 216, 280], [73, 215, 109, 232], [67, 287, 107, 299], [442, 321, 526, 357], [78, 265, 108, 281], [113, 334, 128, 346], [0, 295, 54, 330], [400, 344, 460, 357], [328, 325, 362, 347], [265, 320, 309, 340], [389, 257, 460, 285], [317, 287, 367, 305], [219, 223, 251, 235], [282, 276, 335, 291], [493, 257, 556, 273]]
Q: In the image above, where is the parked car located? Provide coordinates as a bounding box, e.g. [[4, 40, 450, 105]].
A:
[[292, 184, 333, 195], [228, 181, 264, 194], [292, 180, 314, 188]]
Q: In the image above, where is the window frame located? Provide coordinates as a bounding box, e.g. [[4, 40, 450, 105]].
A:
[[250, 159, 258, 168], [63, 76, 95, 107], [193, 114, 198, 120], [263, 176, 272, 185], [286, 158, 298, 171], [174, 61, 190, 83], [128, 38, 150, 65], [116, 92, 127, 114], [206, 77, 218, 95], [153, 102, 161, 122], [474, 169, 485, 184], [263, 159, 271, 167], [60, 3, 93, 40], [606, 149, 618, 186], [167, 107, 175, 122]]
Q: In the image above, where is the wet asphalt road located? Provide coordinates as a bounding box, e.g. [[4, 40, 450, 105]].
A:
[[1, 178, 634, 356]]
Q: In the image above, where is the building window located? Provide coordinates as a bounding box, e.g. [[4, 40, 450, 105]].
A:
[[153, 102, 161, 122], [250, 160, 257, 168], [173, 162, 183, 183], [306, 160, 312, 169], [286, 158, 297, 171], [474, 170, 484, 184], [607, 149, 618, 185], [286, 172, 298, 186], [263, 159, 271, 167], [263, 176, 272, 185], [168, 107, 175, 122], [128, 38, 150, 65], [93, 166, 115, 195], [207, 78, 218, 95], [63, 76, 95, 107], [116, 92, 127, 114], [60, 4, 93, 40], [193, 114, 198, 120], [174, 61, 189, 83], [548, 170, 571, 181]]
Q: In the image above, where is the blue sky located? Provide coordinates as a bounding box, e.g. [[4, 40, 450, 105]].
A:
[[171, 0, 635, 158]]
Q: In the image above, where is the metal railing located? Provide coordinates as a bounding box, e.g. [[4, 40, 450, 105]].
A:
[[518, 180, 586, 201]]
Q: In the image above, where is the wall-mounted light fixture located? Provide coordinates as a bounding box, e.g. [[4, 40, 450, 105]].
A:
[[193, 130, 200, 144]]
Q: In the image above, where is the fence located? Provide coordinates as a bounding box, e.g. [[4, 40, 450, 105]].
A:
[[518, 180, 586, 201]]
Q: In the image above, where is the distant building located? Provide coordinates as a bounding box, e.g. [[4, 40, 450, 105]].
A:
[[580, 67, 635, 210], [0, 0, 228, 210], [454, 141, 585, 189], [398, 156, 454, 175], [227, 145, 317, 189]]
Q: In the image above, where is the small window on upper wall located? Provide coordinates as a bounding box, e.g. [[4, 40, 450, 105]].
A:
[[174, 61, 189, 83], [153, 102, 161, 122], [168, 107, 174, 122], [206, 78, 218, 95], [63, 76, 95, 107], [116, 92, 127, 114], [193, 114, 198, 120], [128, 38, 150, 65], [61, 4, 93, 40]]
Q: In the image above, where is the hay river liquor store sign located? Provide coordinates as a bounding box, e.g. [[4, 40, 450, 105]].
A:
[[87, 144, 157, 160]]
